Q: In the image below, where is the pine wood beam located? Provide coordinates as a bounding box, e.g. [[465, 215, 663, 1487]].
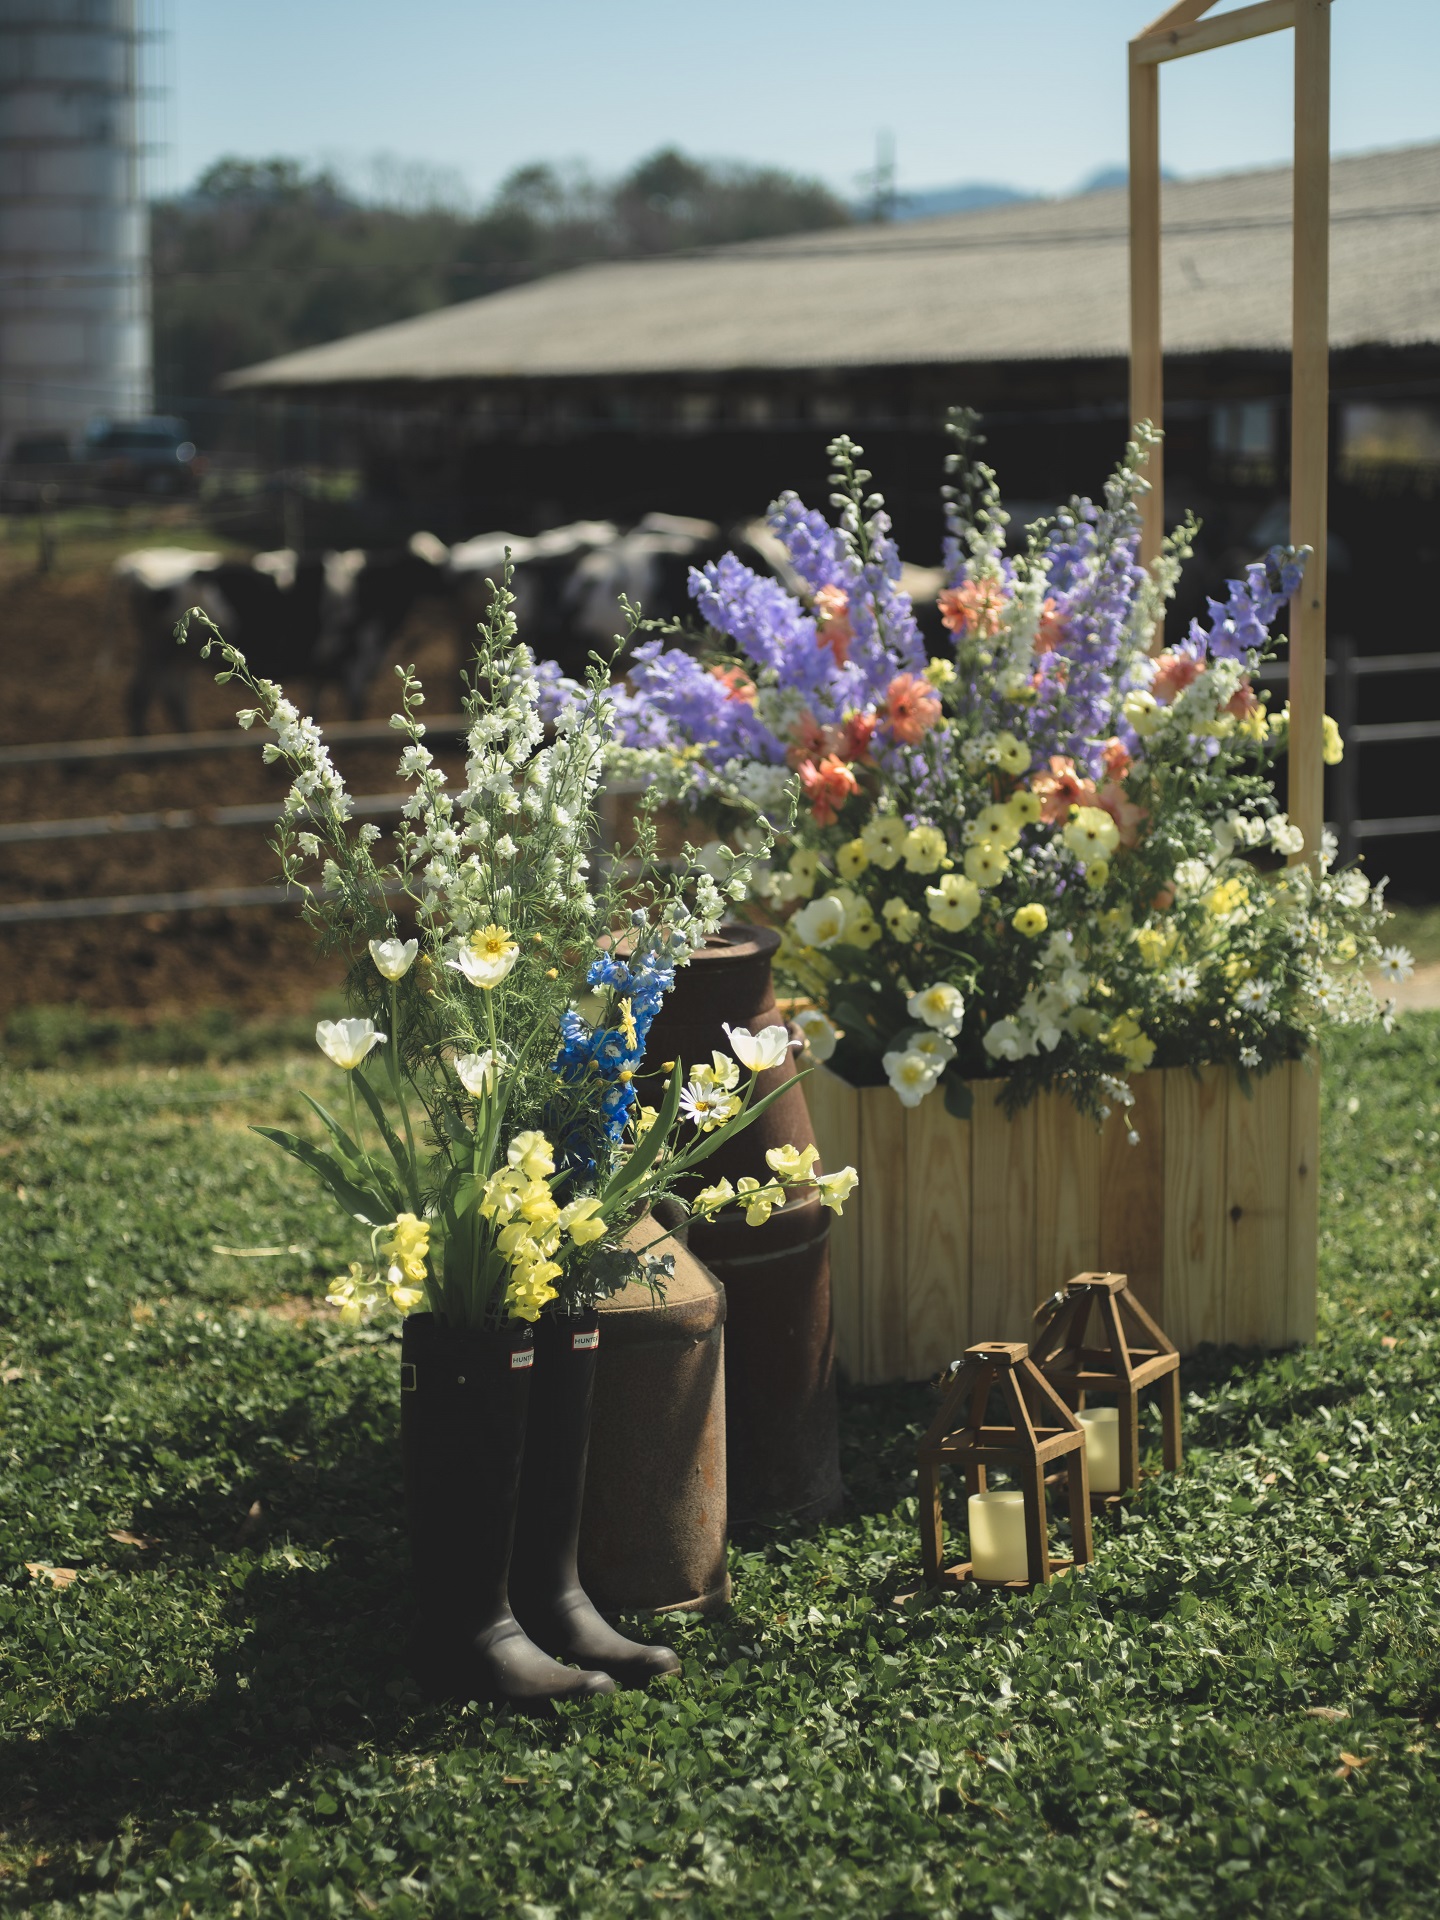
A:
[[1288, 0, 1331, 866], [1134, 0, 1296, 65], [1128, 44, 1164, 575]]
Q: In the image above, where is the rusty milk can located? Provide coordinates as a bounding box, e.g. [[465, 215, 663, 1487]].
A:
[[642, 923, 843, 1525], [578, 1220, 729, 1615]]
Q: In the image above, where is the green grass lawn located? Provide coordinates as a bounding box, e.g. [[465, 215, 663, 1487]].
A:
[[2, 1019, 1439, 1918]]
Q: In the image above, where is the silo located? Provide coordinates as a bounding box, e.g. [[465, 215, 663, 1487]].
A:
[[0, 0, 152, 450]]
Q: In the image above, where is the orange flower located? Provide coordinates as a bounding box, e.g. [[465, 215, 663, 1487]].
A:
[[1225, 677, 1259, 720], [841, 710, 876, 763], [1035, 597, 1066, 655], [813, 584, 853, 666], [1152, 650, 1205, 705], [786, 710, 837, 771], [1031, 754, 1097, 826], [884, 673, 942, 745], [709, 664, 756, 705], [798, 754, 860, 827], [1096, 779, 1147, 849], [937, 578, 1008, 640], [1101, 736, 1133, 781]]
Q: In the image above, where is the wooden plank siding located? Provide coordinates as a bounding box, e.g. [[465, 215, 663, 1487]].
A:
[[807, 1060, 1314, 1383]]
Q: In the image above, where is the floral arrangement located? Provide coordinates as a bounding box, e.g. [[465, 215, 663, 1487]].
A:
[[584, 414, 1409, 1124], [180, 568, 856, 1329]]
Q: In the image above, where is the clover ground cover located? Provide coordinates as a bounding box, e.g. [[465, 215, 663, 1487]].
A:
[[2, 1019, 1439, 1917]]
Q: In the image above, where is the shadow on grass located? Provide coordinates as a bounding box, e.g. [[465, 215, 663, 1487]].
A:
[[0, 1426, 425, 1865]]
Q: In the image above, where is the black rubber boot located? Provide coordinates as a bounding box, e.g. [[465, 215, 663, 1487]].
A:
[[510, 1309, 682, 1688], [400, 1312, 615, 1707]]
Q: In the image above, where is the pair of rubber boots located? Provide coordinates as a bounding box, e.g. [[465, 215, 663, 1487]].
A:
[[400, 1308, 679, 1706]]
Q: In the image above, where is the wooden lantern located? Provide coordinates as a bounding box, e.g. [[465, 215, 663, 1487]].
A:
[[1030, 1271, 1182, 1498], [917, 1340, 1094, 1590]]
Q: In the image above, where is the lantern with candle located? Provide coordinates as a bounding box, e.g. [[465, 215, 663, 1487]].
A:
[[917, 1341, 1094, 1590], [1030, 1272, 1183, 1501]]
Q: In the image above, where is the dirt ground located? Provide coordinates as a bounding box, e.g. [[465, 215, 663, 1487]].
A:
[[0, 516, 466, 1023]]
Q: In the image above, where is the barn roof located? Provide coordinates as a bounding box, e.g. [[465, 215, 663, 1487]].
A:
[[226, 142, 1440, 391]]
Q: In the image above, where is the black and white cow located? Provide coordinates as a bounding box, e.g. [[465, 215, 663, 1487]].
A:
[[442, 513, 727, 680], [443, 520, 619, 678], [116, 531, 449, 733]]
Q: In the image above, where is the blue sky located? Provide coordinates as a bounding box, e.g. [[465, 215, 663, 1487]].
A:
[[161, 1, 1440, 205]]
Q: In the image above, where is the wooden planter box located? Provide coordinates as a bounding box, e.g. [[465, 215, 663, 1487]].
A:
[[807, 1059, 1318, 1384]]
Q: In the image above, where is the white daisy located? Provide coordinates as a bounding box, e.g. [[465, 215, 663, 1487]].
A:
[[1167, 965, 1202, 1004], [1377, 946, 1415, 985], [1239, 1045, 1261, 1068], [1235, 978, 1273, 1015]]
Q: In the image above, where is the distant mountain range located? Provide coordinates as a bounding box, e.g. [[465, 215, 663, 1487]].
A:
[[873, 164, 1178, 223]]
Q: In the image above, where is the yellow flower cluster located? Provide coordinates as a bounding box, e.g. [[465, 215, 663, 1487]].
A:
[[480, 1130, 608, 1322], [380, 1211, 431, 1311], [1102, 1010, 1156, 1071], [326, 1212, 434, 1324], [692, 1141, 856, 1226]]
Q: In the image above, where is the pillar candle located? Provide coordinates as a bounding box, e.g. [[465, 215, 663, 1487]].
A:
[[968, 1488, 1030, 1583], [1079, 1407, 1121, 1493]]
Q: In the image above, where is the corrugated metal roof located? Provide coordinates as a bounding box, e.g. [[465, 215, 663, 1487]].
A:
[[226, 143, 1440, 390]]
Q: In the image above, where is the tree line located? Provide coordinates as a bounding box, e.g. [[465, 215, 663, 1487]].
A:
[[152, 149, 851, 410]]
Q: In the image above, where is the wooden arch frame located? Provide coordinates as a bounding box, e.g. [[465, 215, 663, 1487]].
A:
[[1129, 0, 1331, 863]]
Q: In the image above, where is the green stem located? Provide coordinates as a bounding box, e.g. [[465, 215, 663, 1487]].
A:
[[387, 981, 420, 1210]]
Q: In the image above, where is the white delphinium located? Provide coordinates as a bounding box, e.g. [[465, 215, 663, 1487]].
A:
[[982, 1017, 1035, 1063]]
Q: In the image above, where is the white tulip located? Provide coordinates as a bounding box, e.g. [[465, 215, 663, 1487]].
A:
[[455, 1050, 498, 1096], [723, 1022, 791, 1074], [792, 1008, 838, 1063], [368, 937, 418, 981], [316, 1018, 386, 1070]]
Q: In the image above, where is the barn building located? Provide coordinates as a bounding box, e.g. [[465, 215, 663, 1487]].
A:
[[227, 143, 1440, 893]]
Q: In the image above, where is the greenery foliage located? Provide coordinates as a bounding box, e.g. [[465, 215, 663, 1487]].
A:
[[178, 573, 837, 1329], [3, 1015, 1439, 1914], [153, 149, 850, 407]]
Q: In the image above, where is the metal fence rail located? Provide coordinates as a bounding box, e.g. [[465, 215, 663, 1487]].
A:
[[0, 715, 471, 771], [1, 647, 1436, 924], [1256, 639, 1440, 860]]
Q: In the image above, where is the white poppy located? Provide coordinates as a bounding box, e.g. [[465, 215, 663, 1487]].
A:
[[882, 1048, 940, 1108], [316, 1018, 386, 1070], [906, 983, 965, 1038], [368, 937, 418, 981], [792, 1008, 838, 1062], [792, 892, 847, 949]]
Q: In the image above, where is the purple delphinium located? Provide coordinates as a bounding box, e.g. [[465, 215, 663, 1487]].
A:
[[1189, 546, 1307, 663], [616, 639, 787, 772]]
